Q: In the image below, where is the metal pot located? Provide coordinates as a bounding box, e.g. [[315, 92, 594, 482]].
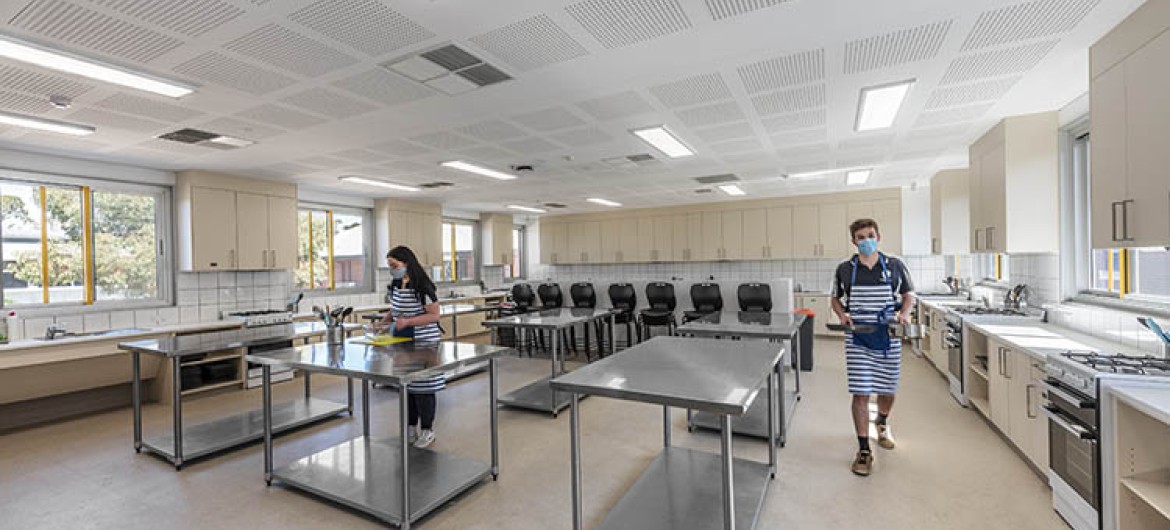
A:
[[325, 326, 345, 345]]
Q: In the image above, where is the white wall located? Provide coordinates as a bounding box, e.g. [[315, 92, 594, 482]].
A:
[[901, 184, 932, 256]]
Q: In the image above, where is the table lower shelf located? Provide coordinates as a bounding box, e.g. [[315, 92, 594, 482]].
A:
[[690, 388, 798, 444], [597, 446, 771, 530], [498, 377, 584, 416], [272, 436, 492, 526], [141, 397, 347, 465]]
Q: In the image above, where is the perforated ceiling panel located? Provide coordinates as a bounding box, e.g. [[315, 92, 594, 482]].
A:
[[367, 139, 432, 157], [253, 161, 317, 177], [737, 48, 824, 94], [90, 0, 245, 37], [280, 88, 377, 119], [750, 84, 825, 115], [837, 134, 895, 150], [17, 132, 109, 151], [199, 116, 284, 139], [288, 0, 435, 56], [962, 0, 1100, 51], [331, 148, 387, 164], [844, 20, 952, 74], [224, 24, 359, 77], [378, 159, 430, 174], [692, 122, 755, 143], [509, 107, 586, 131], [294, 155, 351, 169], [710, 137, 764, 154], [939, 40, 1058, 85], [469, 14, 589, 72], [566, 0, 692, 49], [924, 76, 1021, 109], [11, 0, 183, 63], [501, 136, 563, 154], [648, 73, 732, 108], [551, 127, 613, 147], [676, 101, 747, 127], [760, 108, 826, 133], [0, 64, 94, 99], [0, 89, 52, 114], [704, 0, 792, 20], [770, 127, 826, 147], [914, 102, 993, 127], [408, 131, 479, 150], [235, 103, 326, 129], [93, 93, 204, 122], [173, 52, 296, 95], [65, 108, 168, 133], [457, 120, 528, 142], [332, 69, 434, 106], [574, 91, 655, 120], [902, 122, 972, 142], [454, 145, 517, 161]]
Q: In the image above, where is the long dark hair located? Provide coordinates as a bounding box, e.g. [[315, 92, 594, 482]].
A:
[[388, 245, 437, 305]]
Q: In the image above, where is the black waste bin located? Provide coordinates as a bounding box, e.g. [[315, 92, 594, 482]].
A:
[[794, 312, 815, 372]]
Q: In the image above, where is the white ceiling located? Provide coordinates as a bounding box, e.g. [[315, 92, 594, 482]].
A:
[[0, 0, 1146, 214]]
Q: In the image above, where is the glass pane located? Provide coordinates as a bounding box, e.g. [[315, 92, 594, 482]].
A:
[[1133, 247, 1170, 298], [441, 222, 454, 282], [455, 223, 475, 281], [93, 191, 158, 301], [1091, 249, 1112, 291], [1, 182, 43, 305], [295, 210, 312, 289], [509, 227, 521, 279], [310, 211, 329, 289], [332, 212, 364, 289]]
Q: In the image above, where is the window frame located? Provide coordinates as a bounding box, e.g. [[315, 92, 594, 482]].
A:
[[0, 167, 173, 311], [295, 202, 373, 295], [508, 224, 527, 281], [438, 217, 480, 285]]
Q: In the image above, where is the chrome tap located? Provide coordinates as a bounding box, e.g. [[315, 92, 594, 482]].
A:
[[44, 323, 67, 340]]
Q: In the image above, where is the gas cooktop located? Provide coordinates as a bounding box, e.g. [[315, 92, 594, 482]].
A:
[[951, 307, 1029, 316], [1061, 351, 1170, 376]]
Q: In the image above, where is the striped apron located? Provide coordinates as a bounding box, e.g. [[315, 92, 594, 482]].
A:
[[392, 286, 446, 393], [844, 255, 901, 395]]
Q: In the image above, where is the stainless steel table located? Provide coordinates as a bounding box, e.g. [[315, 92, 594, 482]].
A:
[[482, 307, 617, 417], [362, 304, 501, 381], [248, 340, 510, 530], [677, 312, 806, 445], [119, 322, 359, 470], [550, 336, 785, 530]]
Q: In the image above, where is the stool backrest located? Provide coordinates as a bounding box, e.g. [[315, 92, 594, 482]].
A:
[[511, 283, 536, 309], [737, 282, 772, 312], [608, 283, 637, 311], [570, 282, 596, 308], [690, 283, 723, 312], [645, 282, 676, 311], [537, 283, 564, 308]]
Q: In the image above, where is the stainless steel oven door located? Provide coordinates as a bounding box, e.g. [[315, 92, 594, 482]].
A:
[[946, 334, 962, 381], [1045, 404, 1098, 511]]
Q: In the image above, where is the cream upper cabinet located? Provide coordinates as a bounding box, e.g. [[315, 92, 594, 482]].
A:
[[792, 204, 820, 258], [701, 211, 722, 261], [766, 206, 793, 259], [600, 218, 623, 263], [930, 178, 943, 254], [846, 201, 873, 223], [188, 186, 238, 270], [721, 210, 744, 260], [235, 192, 269, 270], [635, 217, 654, 262], [741, 209, 767, 260], [481, 214, 514, 266], [565, 222, 585, 264], [671, 214, 699, 261], [618, 218, 639, 263], [267, 195, 298, 270], [374, 199, 442, 268], [1091, 63, 1129, 248], [930, 169, 970, 255], [1121, 29, 1170, 247], [579, 221, 601, 263], [176, 171, 299, 272], [819, 202, 850, 259], [540, 221, 566, 264], [872, 198, 903, 256], [652, 216, 673, 262]]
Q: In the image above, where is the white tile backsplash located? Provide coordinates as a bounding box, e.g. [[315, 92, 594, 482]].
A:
[[56, 315, 83, 333], [82, 313, 111, 333], [109, 311, 135, 329], [179, 306, 200, 324], [157, 307, 179, 326], [23, 317, 53, 338], [198, 273, 218, 289]]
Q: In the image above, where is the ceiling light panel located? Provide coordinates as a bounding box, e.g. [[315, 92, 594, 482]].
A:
[[846, 169, 872, 185], [676, 101, 748, 127], [750, 84, 826, 116], [566, 0, 693, 49], [11, 0, 182, 63], [443, 161, 518, 180], [632, 126, 694, 158], [289, 0, 435, 56], [280, 88, 377, 119], [508, 205, 545, 213], [174, 52, 295, 95], [737, 48, 825, 94], [844, 20, 952, 74], [509, 107, 586, 131], [587, 198, 622, 207], [93, 93, 203, 122], [0, 32, 194, 97], [962, 0, 1100, 51], [0, 110, 94, 135], [939, 40, 1059, 84], [468, 14, 588, 72], [648, 72, 732, 108], [924, 76, 1021, 109], [332, 69, 435, 106], [855, 79, 914, 132], [575, 91, 655, 121], [224, 24, 359, 77], [718, 184, 745, 196], [339, 176, 419, 191], [0, 63, 93, 99], [96, 0, 245, 38], [705, 0, 793, 20]]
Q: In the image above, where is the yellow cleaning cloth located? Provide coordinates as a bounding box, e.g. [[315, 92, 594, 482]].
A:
[[354, 335, 413, 346]]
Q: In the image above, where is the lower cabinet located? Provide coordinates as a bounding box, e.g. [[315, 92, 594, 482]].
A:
[[985, 338, 1049, 471]]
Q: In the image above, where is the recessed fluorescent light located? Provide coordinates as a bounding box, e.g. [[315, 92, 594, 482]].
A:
[[846, 169, 872, 186], [786, 165, 880, 179], [855, 79, 914, 132], [586, 198, 622, 207], [339, 176, 420, 192], [208, 135, 255, 147], [507, 205, 546, 213], [631, 126, 694, 158], [440, 161, 517, 180], [0, 33, 195, 98], [718, 184, 745, 196], [0, 110, 94, 136]]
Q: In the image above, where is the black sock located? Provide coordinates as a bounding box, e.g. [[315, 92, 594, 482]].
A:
[[858, 436, 870, 452], [876, 413, 889, 426]]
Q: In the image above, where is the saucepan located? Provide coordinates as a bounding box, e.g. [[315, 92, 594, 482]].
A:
[[827, 323, 924, 339]]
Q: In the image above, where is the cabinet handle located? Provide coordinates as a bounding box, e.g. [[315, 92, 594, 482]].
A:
[[973, 229, 982, 251], [1121, 199, 1134, 241], [1004, 348, 1012, 379], [1026, 384, 1036, 419], [1111, 201, 1121, 241], [987, 226, 996, 250]]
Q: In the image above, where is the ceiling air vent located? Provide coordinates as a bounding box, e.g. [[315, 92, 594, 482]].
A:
[[419, 181, 455, 189], [627, 153, 655, 163], [385, 43, 513, 96], [694, 188, 714, 194], [543, 203, 568, 209], [158, 128, 218, 144], [458, 63, 512, 87], [421, 45, 481, 71], [694, 173, 740, 184]]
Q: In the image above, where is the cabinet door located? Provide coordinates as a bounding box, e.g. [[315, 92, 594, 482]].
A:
[[635, 217, 654, 262], [930, 181, 942, 254], [701, 211, 722, 260], [721, 210, 744, 260], [1124, 31, 1170, 247], [540, 222, 565, 264], [968, 149, 984, 253], [580, 221, 601, 263], [1091, 63, 1129, 249], [267, 196, 298, 269], [1009, 349, 1031, 454], [618, 219, 639, 263], [565, 222, 584, 264], [846, 201, 873, 223], [425, 213, 443, 267], [741, 209, 768, 260], [671, 214, 690, 261], [235, 192, 269, 270], [652, 216, 673, 262], [792, 205, 820, 258], [819, 202, 850, 258], [1027, 361, 1050, 469], [873, 199, 902, 256], [981, 144, 1007, 253], [766, 206, 793, 259], [600, 219, 622, 262], [190, 187, 238, 270], [988, 340, 1012, 434]]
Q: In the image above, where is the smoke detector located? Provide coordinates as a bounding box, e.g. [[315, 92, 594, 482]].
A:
[[48, 95, 72, 109], [511, 164, 534, 172]]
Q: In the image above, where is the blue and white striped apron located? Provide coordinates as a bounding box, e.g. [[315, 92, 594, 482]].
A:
[[392, 286, 446, 393], [844, 256, 901, 395]]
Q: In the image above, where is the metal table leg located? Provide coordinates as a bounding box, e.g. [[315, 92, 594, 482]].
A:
[[552, 329, 561, 418], [556, 327, 565, 375], [490, 357, 499, 479], [570, 393, 582, 530], [778, 358, 788, 447], [793, 333, 802, 399], [172, 357, 183, 470], [263, 365, 273, 486], [347, 378, 354, 415], [304, 371, 311, 399], [362, 379, 371, 438], [452, 312, 458, 339], [132, 352, 142, 453], [721, 414, 736, 530], [399, 384, 412, 530], [609, 314, 616, 355], [663, 406, 671, 447], [767, 369, 776, 478]]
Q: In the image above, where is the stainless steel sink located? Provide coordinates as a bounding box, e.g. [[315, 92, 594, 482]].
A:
[[35, 328, 150, 341]]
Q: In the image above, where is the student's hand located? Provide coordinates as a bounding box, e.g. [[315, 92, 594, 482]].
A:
[[395, 318, 410, 330], [838, 313, 853, 326], [896, 312, 911, 326]]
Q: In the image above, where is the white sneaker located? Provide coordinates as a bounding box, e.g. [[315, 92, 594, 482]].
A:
[[414, 429, 435, 448], [407, 426, 419, 444]]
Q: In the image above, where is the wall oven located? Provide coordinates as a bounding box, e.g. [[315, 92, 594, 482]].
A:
[[944, 313, 965, 405], [1043, 378, 1098, 530]]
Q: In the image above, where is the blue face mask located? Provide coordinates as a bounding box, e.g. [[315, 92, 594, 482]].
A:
[[856, 237, 879, 256], [391, 266, 406, 280]]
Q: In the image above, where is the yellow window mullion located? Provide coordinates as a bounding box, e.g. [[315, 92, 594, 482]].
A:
[[1120, 248, 1131, 298], [326, 210, 335, 291], [39, 186, 48, 304], [81, 186, 94, 305]]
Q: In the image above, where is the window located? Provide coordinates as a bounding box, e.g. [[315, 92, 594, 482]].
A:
[[439, 219, 477, 283], [295, 205, 371, 292], [0, 171, 168, 308], [973, 253, 1009, 282], [506, 225, 525, 279]]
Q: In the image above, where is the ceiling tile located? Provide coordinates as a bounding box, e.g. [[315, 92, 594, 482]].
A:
[[224, 24, 359, 77], [408, 131, 479, 150], [709, 137, 764, 154], [676, 101, 747, 127], [566, 0, 692, 49], [914, 102, 994, 127], [136, 138, 207, 155], [92, 93, 204, 122], [750, 84, 825, 115], [173, 52, 297, 95], [332, 69, 435, 106], [509, 107, 586, 131], [738, 48, 824, 94], [939, 40, 1058, 85], [280, 87, 378, 118], [500, 136, 563, 154], [235, 103, 326, 129], [330, 148, 388, 164], [288, 0, 435, 56], [892, 148, 946, 162], [704, 0, 793, 20], [199, 116, 284, 140], [925, 76, 1021, 109], [91, 0, 245, 37], [64, 108, 169, 133], [760, 108, 826, 134], [366, 139, 433, 157], [457, 120, 529, 142], [0, 64, 94, 99], [692, 122, 756, 143], [11, 0, 183, 63], [962, 0, 1101, 51], [776, 142, 831, 159], [469, 14, 589, 72], [295, 155, 352, 169], [15, 132, 110, 152], [574, 91, 656, 120], [902, 123, 973, 143], [770, 127, 827, 147], [844, 20, 952, 74], [550, 127, 614, 147], [837, 134, 895, 150], [648, 73, 732, 108], [254, 161, 318, 177], [378, 160, 432, 174], [454, 145, 518, 162], [0, 89, 54, 115]]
